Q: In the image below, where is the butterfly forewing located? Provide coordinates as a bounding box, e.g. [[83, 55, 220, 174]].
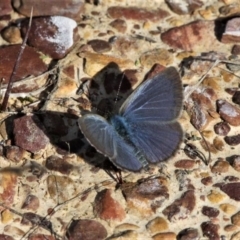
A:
[[79, 114, 143, 171], [120, 67, 182, 122]]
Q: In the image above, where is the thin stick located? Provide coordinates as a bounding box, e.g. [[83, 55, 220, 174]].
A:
[[1, 8, 33, 111]]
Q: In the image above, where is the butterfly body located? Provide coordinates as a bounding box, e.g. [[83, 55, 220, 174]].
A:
[[79, 67, 183, 172]]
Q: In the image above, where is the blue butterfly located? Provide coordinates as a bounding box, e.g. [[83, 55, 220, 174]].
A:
[[79, 67, 183, 172]]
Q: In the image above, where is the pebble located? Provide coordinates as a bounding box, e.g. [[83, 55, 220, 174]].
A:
[[219, 203, 237, 215], [211, 160, 230, 173], [109, 19, 127, 33], [207, 190, 226, 203], [13, 115, 49, 153], [232, 155, 240, 172], [107, 6, 169, 22], [224, 134, 240, 146], [108, 230, 139, 240], [0, 234, 14, 240], [152, 232, 176, 240], [201, 176, 213, 186], [232, 211, 240, 226], [174, 159, 196, 169], [66, 219, 107, 240], [12, 0, 84, 20], [1, 209, 13, 223], [202, 206, 220, 218], [201, 221, 220, 239], [1, 26, 22, 44], [139, 48, 173, 69], [232, 45, 240, 55], [21, 194, 39, 211], [21, 16, 78, 59], [167, 0, 203, 15], [221, 18, 240, 43], [220, 182, 240, 201], [5, 145, 26, 162], [161, 20, 220, 51], [231, 231, 240, 240], [177, 228, 199, 240], [87, 39, 112, 53], [45, 155, 74, 175], [214, 122, 231, 136], [232, 91, 240, 106], [213, 137, 224, 151], [163, 190, 196, 221], [28, 234, 55, 240], [0, 0, 12, 16], [217, 99, 240, 126], [146, 217, 168, 235], [94, 189, 126, 221]]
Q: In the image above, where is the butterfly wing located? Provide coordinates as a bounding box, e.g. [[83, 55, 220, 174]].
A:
[[129, 121, 183, 163], [79, 114, 143, 171], [120, 67, 182, 122]]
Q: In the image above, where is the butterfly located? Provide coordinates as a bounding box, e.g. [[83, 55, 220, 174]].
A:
[[79, 67, 183, 172]]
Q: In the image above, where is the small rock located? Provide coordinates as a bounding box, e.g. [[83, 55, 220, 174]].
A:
[[0, 45, 48, 85], [232, 211, 240, 226], [1, 25, 22, 44], [202, 206, 220, 218], [0, 234, 14, 240], [146, 217, 168, 235], [163, 190, 195, 221], [221, 18, 240, 43], [1, 209, 13, 223], [14, 115, 49, 153], [12, 0, 84, 20], [177, 228, 199, 240], [108, 230, 139, 240], [0, 0, 12, 16], [21, 194, 39, 211], [165, 0, 203, 15], [139, 48, 173, 69], [224, 175, 240, 182], [122, 176, 169, 216], [107, 6, 169, 22], [224, 134, 240, 146], [201, 221, 220, 239], [152, 232, 176, 240], [207, 190, 226, 203], [220, 182, 240, 201], [5, 146, 26, 162], [213, 137, 224, 151], [214, 122, 231, 136], [232, 45, 240, 55], [231, 231, 240, 240], [87, 39, 112, 53], [217, 99, 240, 126], [201, 176, 213, 186], [233, 91, 240, 106], [109, 19, 127, 33], [232, 155, 240, 171], [45, 155, 74, 175], [161, 20, 220, 51], [28, 234, 55, 240], [220, 204, 237, 215], [94, 189, 125, 221], [21, 16, 78, 59], [66, 219, 107, 240], [211, 160, 230, 173], [114, 223, 139, 233], [174, 159, 196, 169]]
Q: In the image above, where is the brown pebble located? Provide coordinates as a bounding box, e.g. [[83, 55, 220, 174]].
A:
[[221, 18, 240, 43], [174, 159, 196, 169], [201, 176, 213, 186], [21, 194, 39, 211], [94, 189, 126, 221], [231, 155, 240, 171], [214, 122, 231, 136], [233, 91, 240, 106], [211, 160, 229, 173], [232, 45, 240, 55], [217, 99, 240, 126], [152, 232, 176, 240], [224, 134, 240, 146], [109, 19, 127, 33], [232, 211, 240, 226], [87, 39, 112, 53], [1, 26, 22, 44], [177, 228, 199, 240], [202, 206, 220, 218], [213, 137, 224, 151], [0, 234, 14, 240], [107, 6, 169, 22], [220, 182, 240, 201], [201, 221, 220, 239], [5, 146, 26, 162], [146, 217, 168, 234]]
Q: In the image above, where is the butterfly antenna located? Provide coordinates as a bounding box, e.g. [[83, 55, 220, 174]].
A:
[[114, 72, 125, 105]]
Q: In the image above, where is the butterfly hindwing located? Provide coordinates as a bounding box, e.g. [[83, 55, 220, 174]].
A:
[[78, 114, 143, 171]]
